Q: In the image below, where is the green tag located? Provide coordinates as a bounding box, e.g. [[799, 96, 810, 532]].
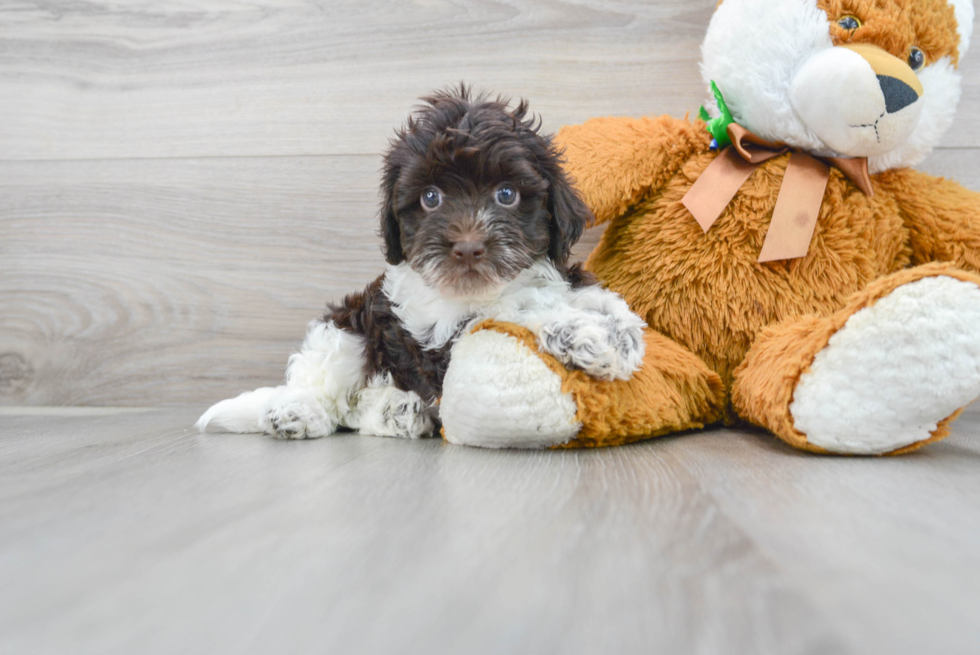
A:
[[699, 80, 734, 149]]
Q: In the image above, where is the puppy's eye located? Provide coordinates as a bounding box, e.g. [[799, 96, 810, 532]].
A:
[[495, 185, 519, 207], [908, 46, 926, 71], [837, 15, 861, 31], [420, 187, 442, 211]]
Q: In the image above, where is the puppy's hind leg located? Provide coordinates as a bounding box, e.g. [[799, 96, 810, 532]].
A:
[[197, 321, 367, 439], [195, 386, 285, 434], [196, 385, 337, 439]]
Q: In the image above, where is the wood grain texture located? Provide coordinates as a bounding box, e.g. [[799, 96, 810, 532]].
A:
[[0, 155, 385, 405], [919, 147, 980, 189], [0, 0, 716, 160], [1, 1, 978, 161], [1, 405, 979, 655]]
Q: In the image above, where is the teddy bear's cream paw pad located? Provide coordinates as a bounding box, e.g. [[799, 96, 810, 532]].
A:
[[790, 276, 980, 454], [441, 330, 581, 449]]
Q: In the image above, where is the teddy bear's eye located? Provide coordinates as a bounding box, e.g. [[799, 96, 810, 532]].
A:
[[908, 47, 926, 72], [837, 15, 862, 31]]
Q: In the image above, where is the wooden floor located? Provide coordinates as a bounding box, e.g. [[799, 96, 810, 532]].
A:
[[3, 405, 980, 655]]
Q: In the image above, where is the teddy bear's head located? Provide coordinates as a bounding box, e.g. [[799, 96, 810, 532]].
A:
[[701, 0, 973, 173]]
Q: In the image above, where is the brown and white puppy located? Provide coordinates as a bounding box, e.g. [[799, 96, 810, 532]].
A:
[[197, 87, 645, 439]]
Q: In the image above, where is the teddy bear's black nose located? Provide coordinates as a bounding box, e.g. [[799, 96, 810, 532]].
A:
[[877, 75, 920, 114]]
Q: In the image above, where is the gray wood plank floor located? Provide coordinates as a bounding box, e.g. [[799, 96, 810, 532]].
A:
[[2, 405, 980, 655]]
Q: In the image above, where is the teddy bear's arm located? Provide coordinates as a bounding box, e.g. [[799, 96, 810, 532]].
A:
[[555, 115, 707, 225], [879, 169, 980, 273]]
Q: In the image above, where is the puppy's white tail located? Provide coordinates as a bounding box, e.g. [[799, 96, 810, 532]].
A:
[[196, 387, 281, 434]]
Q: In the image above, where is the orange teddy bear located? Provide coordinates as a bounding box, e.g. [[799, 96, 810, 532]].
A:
[[441, 0, 980, 455]]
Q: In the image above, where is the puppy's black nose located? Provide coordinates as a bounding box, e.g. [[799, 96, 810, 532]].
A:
[[451, 240, 485, 264]]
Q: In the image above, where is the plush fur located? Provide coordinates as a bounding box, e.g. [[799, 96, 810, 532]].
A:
[[197, 87, 647, 440], [549, 0, 980, 454]]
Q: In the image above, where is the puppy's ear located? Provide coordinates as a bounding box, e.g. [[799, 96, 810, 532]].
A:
[[544, 148, 593, 265], [380, 190, 404, 265], [380, 146, 406, 266]]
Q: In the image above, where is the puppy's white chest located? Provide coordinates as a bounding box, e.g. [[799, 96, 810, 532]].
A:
[[381, 261, 571, 350]]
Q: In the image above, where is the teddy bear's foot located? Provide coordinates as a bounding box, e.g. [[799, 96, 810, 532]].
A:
[[441, 320, 724, 449], [440, 326, 583, 449], [790, 275, 980, 454], [734, 264, 980, 455]]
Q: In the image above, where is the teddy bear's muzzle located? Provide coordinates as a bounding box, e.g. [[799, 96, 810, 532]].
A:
[[790, 43, 923, 158]]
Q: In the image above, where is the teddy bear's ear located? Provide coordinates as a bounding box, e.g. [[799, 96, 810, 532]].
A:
[[949, 0, 975, 58]]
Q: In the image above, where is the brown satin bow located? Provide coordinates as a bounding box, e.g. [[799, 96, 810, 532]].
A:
[[681, 123, 874, 263]]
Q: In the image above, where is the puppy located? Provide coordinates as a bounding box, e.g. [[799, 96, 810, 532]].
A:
[[197, 86, 646, 440]]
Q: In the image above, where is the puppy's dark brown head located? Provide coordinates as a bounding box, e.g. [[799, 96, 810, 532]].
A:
[[380, 85, 593, 297]]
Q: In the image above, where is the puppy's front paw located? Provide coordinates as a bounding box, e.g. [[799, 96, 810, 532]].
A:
[[381, 390, 433, 439], [607, 312, 646, 376], [350, 381, 433, 439], [541, 312, 645, 382], [261, 389, 336, 439]]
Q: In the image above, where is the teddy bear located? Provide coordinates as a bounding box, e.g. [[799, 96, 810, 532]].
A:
[[439, 0, 980, 455]]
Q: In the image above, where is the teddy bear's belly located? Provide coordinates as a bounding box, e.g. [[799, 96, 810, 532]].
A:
[[585, 172, 910, 394]]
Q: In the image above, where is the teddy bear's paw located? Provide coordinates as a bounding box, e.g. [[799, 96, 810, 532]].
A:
[[441, 329, 581, 449], [540, 311, 645, 382], [347, 375, 434, 439], [790, 276, 980, 454], [262, 388, 338, 440]]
